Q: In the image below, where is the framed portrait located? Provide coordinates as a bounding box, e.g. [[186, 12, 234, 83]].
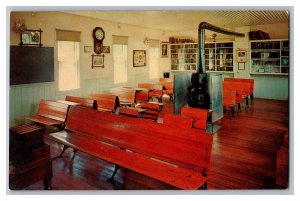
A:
[[236, 50, 247, 63], [161, 42, 169, 58], [84, 46, 92, 53], [102, 46, 110, 53], [92, 54, 104, 68], [20, 29, 42, 47], [133, 50, 146, 67]]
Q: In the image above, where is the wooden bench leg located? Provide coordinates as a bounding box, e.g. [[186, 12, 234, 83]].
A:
[[230, 106, 235, 119], [72, 149, 78, 159], [238, 103, 241, 113], [198, 181, 207, 190], [245, 96, 249, 109], [56, 145, 68, 158], [250, 93, 254, 104], [107, 165, 120, 184], [43, 178, 52, 190]]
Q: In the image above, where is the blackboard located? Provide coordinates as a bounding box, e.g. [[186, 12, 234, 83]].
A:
[[10, 46, 54, 85]]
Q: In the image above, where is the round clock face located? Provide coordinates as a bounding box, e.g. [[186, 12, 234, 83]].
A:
[[95, 29, 104, 40]]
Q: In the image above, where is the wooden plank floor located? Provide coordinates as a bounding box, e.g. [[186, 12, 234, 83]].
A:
[[24, 98, 289, 190]]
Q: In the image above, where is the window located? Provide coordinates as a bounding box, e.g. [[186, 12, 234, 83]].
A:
[[149, 47, 159, 79], [113, 44, 128, 84], [57, 41, 80, 91]]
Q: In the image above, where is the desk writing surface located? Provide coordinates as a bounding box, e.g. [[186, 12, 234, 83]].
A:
[[26, 115, 64, 126], [57, 100, 80, 106]]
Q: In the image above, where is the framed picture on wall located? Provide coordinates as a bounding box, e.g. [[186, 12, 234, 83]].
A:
[[102, 46, 110, 53], [133, 50, 146, 67], [236, 50, 247, 63], [92, 54, 104, 68], [161, 41, 169, 58], [20, 29, 43, 47]]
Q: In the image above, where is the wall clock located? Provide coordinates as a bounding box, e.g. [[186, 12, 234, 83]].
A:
[[92, 27, 105, 54]]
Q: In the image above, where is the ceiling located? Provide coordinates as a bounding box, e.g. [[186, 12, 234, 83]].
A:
[[66, 10, 289, 32]]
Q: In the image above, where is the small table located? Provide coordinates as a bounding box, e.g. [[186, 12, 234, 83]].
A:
[[9, 124, 52, 190]]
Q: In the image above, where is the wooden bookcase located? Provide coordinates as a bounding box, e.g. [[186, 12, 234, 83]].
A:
[[170, 43, 197, 72], [250, 39, 289, 75], [205, 42, 234, 72]]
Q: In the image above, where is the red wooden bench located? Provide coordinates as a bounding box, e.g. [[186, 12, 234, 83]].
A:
[[26, 99, 69, 128], [88, 93, 120, 112], [65, 95, 96, 109], [47, 106, 212, 189], [224, 78, 254, 104]]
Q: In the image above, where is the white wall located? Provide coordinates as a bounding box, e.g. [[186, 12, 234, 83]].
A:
[[9, 11, 171, 126], [9, 12, 289, 126]]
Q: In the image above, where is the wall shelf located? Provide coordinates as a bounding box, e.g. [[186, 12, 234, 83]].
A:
[[250, 39, 289, 75], [205, 42, 234, 72], [170, 43, 198, 71]]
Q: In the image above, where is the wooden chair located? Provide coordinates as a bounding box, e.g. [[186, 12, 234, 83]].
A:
[[88, 93, 120, 112], [163, 114, 193, 129], [65, 95, 96, 109], [181, 107, 209, 130]]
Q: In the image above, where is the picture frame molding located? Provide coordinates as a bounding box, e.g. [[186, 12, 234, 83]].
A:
[[84, 46, 92, 53], [236, 50, 247, 63], [133, 50, 146, 67], [91, 54, 104, 68], [160, 41, 169, 58], [20, 29, 43, 47]]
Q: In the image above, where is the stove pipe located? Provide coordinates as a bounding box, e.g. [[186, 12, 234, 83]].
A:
[[187, 22, 245, 109]]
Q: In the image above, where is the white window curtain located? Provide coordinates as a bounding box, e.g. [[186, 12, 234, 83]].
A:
[[57, 41, 80, 91], [113, 44, 128, 84], [149, 47, 159, 79]]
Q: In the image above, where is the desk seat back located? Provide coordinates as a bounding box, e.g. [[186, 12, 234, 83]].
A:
[[37, 99, 69, 122], [181, 107, 208, 130], [163, 114, 193, 129], [135, 88, 149, 103], [159, 78, 173, 83], [65, 106, 213, 175], [109, 87, 136, 104], [65, 96, 96, 109], [148, 84, 163, 101], [88, 93, 119, 112], [224, 78, 254, 93], [137, 83, 153, 89]]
